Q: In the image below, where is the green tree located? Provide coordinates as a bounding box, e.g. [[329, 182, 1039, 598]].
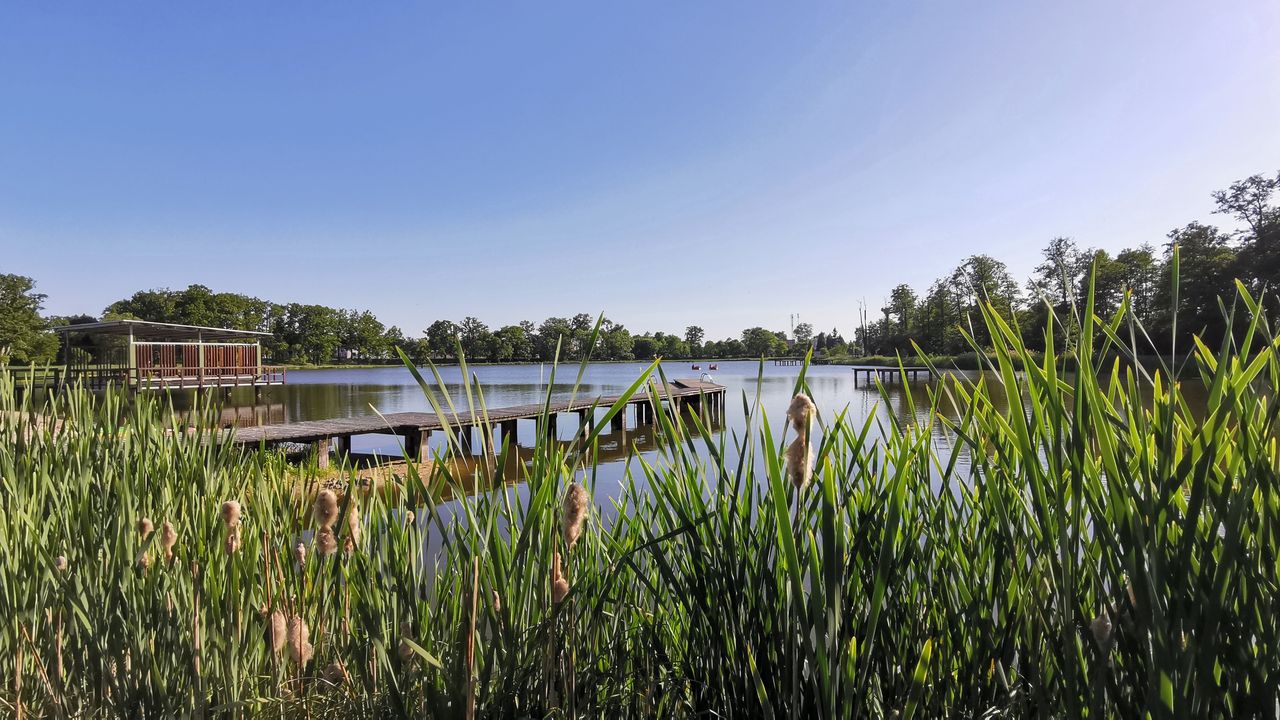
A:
[[492, 325, 531, 361], [425, 320, 460, 360], [1113, 244, 1162, 320], [1213, 171, 1280, 307], [632, 335, 657, 360], [601, 321, 634, 360], [684, 325, 704, 355], [536, 317, 573, 360], [1162, 222, 1238, 346], [0, 274, 58, 363], [458, 317, 492, 360], [741, 327, 787, 357], [792, 322, 814, 354]]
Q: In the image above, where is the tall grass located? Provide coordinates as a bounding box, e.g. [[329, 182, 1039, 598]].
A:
[[1, 285, 1277, 718]]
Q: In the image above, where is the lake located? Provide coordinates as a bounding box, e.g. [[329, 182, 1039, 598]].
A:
[[172, 360, 953, 492], [172, 359, 1208, 499]]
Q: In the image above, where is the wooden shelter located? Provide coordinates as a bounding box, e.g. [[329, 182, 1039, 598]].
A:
[[52, 320, 285, 391]]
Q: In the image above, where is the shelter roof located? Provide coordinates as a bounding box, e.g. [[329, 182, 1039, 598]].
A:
[[52, 319, 269, 342]]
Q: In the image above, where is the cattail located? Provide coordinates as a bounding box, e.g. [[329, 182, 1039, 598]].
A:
[[552, 578, 570, 604], [224, 527, 242, 555], [786, 393, 816, 433], [785, 436, 812, 489], [321, 660, 349, 688], [344, 502, 362, 554], [265, 609, 287, 655], [286, 615, 313, 666], [55, 555, 68, 572], [404, 510, 415, 526], [293, 541, 307, 567], [137, 517, 154, 539], [136, 551, 152, 571], [313, 489, 339, 528], [220, 500, 242, 529], [562, 483, 588, 550], [397, 622, 416, 663], [316, 526, 338, 557], [1090, 612, 1114, 651], [492, 590, 502, 614], [159, 521, 178, 564], [551, 551, 570, 605]]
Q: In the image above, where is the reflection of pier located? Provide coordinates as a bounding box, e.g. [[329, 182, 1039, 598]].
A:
[[852, 365, 934, 387], [231, 379, 726, 468]]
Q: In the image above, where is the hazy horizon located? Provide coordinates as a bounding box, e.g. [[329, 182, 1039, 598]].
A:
[[3, 1, 1278, 339]]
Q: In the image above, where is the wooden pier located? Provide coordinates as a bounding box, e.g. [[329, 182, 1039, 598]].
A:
[[852, 366, 933, 387], [231, 379, 726, 468], [773, 358, 801, 366]]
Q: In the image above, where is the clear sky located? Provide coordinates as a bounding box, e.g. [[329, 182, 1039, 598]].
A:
[[3, 1, 1278, 339]]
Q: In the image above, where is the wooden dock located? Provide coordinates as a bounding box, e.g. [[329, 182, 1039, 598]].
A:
[[231, 379, 727, 467], [852, 366, 933, 387]]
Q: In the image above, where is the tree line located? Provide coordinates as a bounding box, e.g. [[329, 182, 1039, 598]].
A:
[[3, 170, 1274, 366], [0, 279, 825, 365], [851, 171, 1279, 358]]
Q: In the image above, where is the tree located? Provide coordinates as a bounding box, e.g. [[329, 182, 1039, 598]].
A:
[[952, 255, 1019, 348], [339, 310, 388, 360], [792, 322, 814, 353], [536, 317, 573, 360], [458, 317, 491, 360], [1162, 222, 1238, 346], [0, 274, 58, 363], [1029, 237, 1084, 309], [884, 285, 917, 334], [742, 327, 787, 357], [493, 325, 532, 361], [601, 322, 634, 360], [1113, 245, 1161, 319], [632, 335, 658, 360], [425, 320, 460, 359], [1213, 171, 1280, 305], [684, 326, 704, 355]]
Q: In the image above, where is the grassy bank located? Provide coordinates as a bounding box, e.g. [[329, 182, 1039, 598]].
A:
[[1, 289, 1278, 718]]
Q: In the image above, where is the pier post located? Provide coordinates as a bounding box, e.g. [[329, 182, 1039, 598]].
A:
[[610, 410, 625, 433], [336, 435, 352, 461], [500, 420, 518, 447], [314, 437, 331, 469], [457, 426, 473, 455], [404, 430, 423, 461], [541, 414, 558, 440]]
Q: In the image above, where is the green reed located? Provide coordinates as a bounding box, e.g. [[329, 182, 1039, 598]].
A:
[[1, 281, 1277, 718]]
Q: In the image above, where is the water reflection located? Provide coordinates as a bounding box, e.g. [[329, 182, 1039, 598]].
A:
[[160, 360, 1206, 499]]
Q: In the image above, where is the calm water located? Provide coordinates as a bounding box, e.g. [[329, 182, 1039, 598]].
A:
[[180, 360, 1207, 499], [177, 361, 945, 493]]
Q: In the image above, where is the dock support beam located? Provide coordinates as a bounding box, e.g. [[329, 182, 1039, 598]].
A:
[[500, 420, 518, 448], [314, 437, 331, 469], [336, 435, 352, 461], [404, 430, 423, 461], [541, 414, 558, 440]]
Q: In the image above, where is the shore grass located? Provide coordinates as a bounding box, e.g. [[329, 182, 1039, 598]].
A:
[[1, 284, 1278, 718]]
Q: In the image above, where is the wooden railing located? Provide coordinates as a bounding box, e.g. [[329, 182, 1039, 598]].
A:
[[134, 365, 288, 390], [5, 364, 287, 391]]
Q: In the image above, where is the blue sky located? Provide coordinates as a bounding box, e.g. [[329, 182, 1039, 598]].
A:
[[3, 1, 1278, 339]]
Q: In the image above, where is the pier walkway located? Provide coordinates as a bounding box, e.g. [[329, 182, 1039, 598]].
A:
[[851, 366, 934, 387], [231, 378, 726, 467]]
